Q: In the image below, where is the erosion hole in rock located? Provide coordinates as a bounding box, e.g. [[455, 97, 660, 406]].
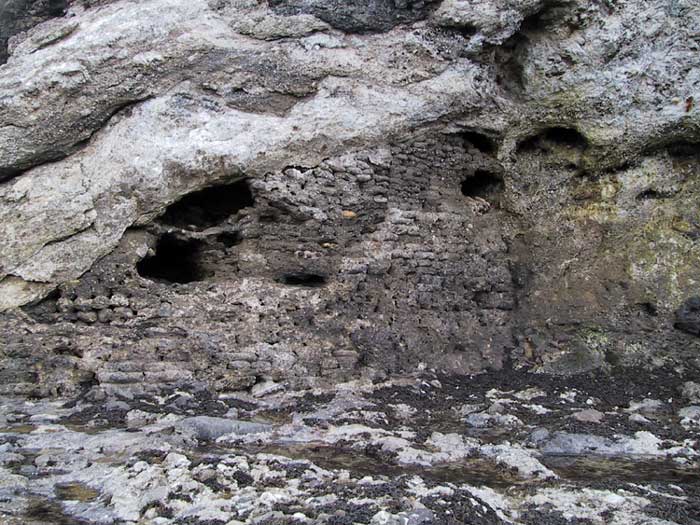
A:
[[461, 170, 504, 201], [667, 141, 700, 159], [217, 231, 241, 247], [636, 188, 672, 201], [137, 234, 208, 284], [159, 179, 254, 230], [22, 288, 61, 322], [637, 302, 658, 317], [444, 23, 477, 39], [277, 272, 328, 287], [519, 2, 564, 33], [517, 126, 589, 153], [48, 0, 68, 16], [674, 297, 700, 336], [461, 131, 497, 154]]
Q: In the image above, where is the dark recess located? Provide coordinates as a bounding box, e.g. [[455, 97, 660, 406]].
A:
[[277, 272, 327, 287], [667, 141, 700, 158], [21, 288, 61, 322], [461, 131, 497, 154], [490, 2, 565, 93], [217, 231, 241, 247], [517, 126, 588, 153], [137, 234, 208, 284], [519, 4, 556, 33], [48, 0, 67, 16], [159, 179, 254, 230], [637, 302, 658, 317], [461, 169, 504, 201], [0, 166, 24, 183], [674, 297, 700, 336], [456, 23, 477, 38], [443, 23, 477, 39], [636, 188, 672, 201]]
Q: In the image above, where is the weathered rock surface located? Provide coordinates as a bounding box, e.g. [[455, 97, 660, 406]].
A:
[[3, 4, 700, 523], [0, 0, 699, 398], [0, 369, 699, 524], [0, 0, 67, 65], [1, 0, 698, 400]]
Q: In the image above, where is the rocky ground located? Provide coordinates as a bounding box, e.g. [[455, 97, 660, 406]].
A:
[[1, 367, 699, 524]]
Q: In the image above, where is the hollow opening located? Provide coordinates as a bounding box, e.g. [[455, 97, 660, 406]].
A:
[[519, 4, 559, 33], [667, 141, 700, 159], [22, 288, 61, 322], [159, 179, 254, 230], [461, 131, 497, 154], [48, 0, 68, 16], [217, 231, 241, 247], [461, 170, 504, 201], [137, 234, 208, 284], [457, 23, 477, 38], [637, 302, 658, 317], [544, 127, 588, 148], [445, 23, 477, 39], [636, 188, 672, 201], [674, 297, 700, 336], [277, 272, 327, 287], [517, 127, 588, 153]]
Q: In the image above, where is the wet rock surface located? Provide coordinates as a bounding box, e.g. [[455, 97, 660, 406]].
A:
[[1, 368, 699, 524]]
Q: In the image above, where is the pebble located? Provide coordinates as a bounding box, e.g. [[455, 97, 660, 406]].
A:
[[572, 409, 605, 424]]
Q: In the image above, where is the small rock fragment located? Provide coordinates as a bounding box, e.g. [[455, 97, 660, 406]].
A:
[[572, 409, 605, 424]]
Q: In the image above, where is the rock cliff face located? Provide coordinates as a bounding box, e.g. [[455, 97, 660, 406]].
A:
[[1, 0, 699, 398], [2, 2, 700, 525]]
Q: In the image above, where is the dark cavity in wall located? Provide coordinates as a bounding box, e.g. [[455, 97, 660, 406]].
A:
[[0, 166, 24, 183], [217, 231, 241, 247], [490, 2, 570, 94], [674, 297, 700, 336], [636, 188, 673, 201], [520, 3, 559, 33], [461, 169, 504, 201], [441, 22, 477, 41], [517, 126, 588, 153], [277, 272, 327, 287], [137, 234, 208, 284], [455, 23, 477, 39], [667, 141, 700, 159], [48, 0, 67, 16], [637, 301, 658, 317], [22, 287, 61, 322], [461, 131, 497, 154], [159, 179, 254, 230]]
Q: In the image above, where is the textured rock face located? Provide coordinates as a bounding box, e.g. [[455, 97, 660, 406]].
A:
[[0, 0, 67, 65], [0, 0, 699, 397]]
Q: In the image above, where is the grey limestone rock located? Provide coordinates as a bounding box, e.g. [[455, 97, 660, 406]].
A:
[[175, 416, 272, 441]]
